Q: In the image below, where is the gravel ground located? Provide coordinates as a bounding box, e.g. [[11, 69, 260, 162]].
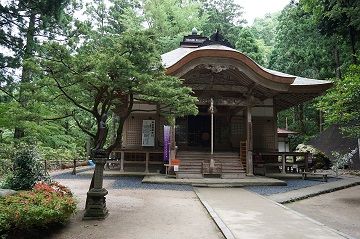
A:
[[53, 173, 193, 191], [245, 178, 340, 196]]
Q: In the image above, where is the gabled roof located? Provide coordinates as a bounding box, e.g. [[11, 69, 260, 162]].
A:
[[161, 32, 332, 110], [161, 44, 332, 89]]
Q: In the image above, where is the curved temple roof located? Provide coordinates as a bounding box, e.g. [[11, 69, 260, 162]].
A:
[[161, 41, 332, 110], [161, 44, 331, 88]]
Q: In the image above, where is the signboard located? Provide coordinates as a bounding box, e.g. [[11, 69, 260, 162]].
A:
[[163, 126, 171, 163], [142, 120, 155, 146]]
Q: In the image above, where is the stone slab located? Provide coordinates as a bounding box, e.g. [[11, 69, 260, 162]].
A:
[[195, 187, 350, 239], [267, 176, 360, 204], [0, 189, 17, 197], [142, 175, 287, 186]]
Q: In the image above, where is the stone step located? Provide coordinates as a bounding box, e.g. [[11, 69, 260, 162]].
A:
[[176, 151, 246, 179], [222, 165, 245, 169], [176, 173, 203, 179], [222, 169, 246, 173], [221, 173, 246, 179]]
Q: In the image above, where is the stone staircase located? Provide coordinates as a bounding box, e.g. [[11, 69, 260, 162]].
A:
[[176, 151, 246, 179]]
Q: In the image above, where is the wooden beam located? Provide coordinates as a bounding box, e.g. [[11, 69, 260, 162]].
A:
[[188, 84, 248, 93]]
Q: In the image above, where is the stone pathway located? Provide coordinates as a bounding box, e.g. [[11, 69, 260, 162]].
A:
[[267, 176, 360, 204], [245, 178, 340, 196], [195, 187, 350, 239], [288, 185, 360, 239], [142, 175, 286, 186]]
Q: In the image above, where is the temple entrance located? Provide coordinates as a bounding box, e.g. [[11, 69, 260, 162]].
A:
[[187, 115, 211, 148], [175, 113, 234, 151]]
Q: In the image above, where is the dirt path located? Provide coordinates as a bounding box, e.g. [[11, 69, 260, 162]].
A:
[[288, 185, 360, 239], [49, 174, 224, 239]]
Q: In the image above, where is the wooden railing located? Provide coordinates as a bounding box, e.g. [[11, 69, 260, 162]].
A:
[[109, 149, 163, 173], [254, 151, 311, 174]]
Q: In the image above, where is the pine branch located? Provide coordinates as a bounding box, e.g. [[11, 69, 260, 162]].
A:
[[42, 114, 73, 121], [0, 86, 20, 103], [52, 76, 94, 115], [73, 114, 96, 139]]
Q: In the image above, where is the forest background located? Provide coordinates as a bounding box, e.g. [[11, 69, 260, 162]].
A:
[[0, 0, 359, 174]]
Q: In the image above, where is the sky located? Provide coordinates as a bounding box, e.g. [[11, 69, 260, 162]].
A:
[[235, 0, 290, 25]]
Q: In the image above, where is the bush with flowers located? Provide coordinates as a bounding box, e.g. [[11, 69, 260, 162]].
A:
[[0, 181, 76, 238]]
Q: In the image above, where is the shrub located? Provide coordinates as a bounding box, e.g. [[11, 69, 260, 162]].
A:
[[1, 146, 49, 190], [0, 182, 76, 238], [295, 144, 331, 169], [0, 143, 14, 179], [331, 148, 358, 177], [38, 146, 85, 162]]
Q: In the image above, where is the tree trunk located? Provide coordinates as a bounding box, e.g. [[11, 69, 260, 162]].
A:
[[334, 47, 342, 79], [349, 26, 357, 64], [319, 110, 323, 132], [14, 12, 36, 139], [297, 104, 305, 133]]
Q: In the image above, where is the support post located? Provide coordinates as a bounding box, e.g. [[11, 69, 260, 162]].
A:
[[72, 159, 76, 175], [145, 152, 149, 173], [281, 154, 286, 174], [246, 106, 254, 176], [358, 138, 360, 163], [120, 151, 124, 172], [83, 150, 109, 220], [209, 98, 215, 169]]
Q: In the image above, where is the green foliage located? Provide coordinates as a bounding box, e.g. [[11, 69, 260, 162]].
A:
[[0, 143, 14, 178], [40, 28, 198, 152], [250, 13, 279, 66], [142, 0, 206, 53], [1, 146, 48, 190], [200, 0, 245, 44], [236, 28, 265, 65], [0, 182, 76, 237], [318, 65, 360, 137], [301, 0, 360, 63], [269, 3, 335, 78], [277, 102, 322, 150]]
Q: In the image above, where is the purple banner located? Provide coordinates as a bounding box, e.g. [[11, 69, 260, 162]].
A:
[[163, 126, 171, 163]]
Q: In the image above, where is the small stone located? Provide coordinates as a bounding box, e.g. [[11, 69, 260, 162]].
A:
[[0, 189, 17, 197]]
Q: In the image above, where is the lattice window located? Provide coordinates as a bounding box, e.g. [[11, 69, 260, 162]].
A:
[[253, 117, 275, 151], [124, 117, 142, 147], [231, 117, 244, 135]]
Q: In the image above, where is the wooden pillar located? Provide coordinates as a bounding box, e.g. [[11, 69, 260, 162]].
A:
[[120, 151, 124, 172], [209, 98, 215, 169], [145, 152, 149, 173], [281, 153, 286, 174], [246, 106, 254, 176], [358, 138, 360, 163], [274, 105, 278, 151]]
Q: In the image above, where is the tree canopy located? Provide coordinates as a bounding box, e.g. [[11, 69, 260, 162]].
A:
[[0, 0, 359, 157]]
